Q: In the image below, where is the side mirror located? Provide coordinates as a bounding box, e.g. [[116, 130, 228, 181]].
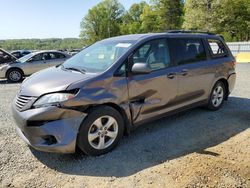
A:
[[131, 63, 151, 74]]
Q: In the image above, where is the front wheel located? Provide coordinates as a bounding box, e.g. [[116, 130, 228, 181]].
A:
[[77, 106, 124, 156], [7, 69, 23, 82], [206, 81, 226, 111]]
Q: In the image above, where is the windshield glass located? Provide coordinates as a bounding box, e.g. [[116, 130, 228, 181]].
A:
[[18, 53, 34, 63], [63, 40, 134, 73]]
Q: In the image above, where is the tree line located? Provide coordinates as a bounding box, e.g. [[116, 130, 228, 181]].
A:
[[0, 38, 85, 51], [1, 0, 249, 51], [80, 0, 250, 45]]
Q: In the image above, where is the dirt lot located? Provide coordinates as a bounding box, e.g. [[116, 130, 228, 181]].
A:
[[0, 64, 249, 188]]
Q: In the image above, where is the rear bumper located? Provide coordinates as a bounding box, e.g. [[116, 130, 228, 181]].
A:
[[228, 73, 236, 94], [12, 103, 87, 153]]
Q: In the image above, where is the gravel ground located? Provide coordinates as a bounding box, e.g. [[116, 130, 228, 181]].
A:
[[0, 64, 249, 188]]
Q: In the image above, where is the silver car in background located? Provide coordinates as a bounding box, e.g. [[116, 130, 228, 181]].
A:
[[0, 50, 70, 82]]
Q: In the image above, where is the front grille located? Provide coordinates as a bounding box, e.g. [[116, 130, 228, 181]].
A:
[[15, 95, 34, 111]]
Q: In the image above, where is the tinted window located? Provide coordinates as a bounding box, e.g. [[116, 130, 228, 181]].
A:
[[132, 39, 171, 71], [42, 53, 51, 60], [22, 51, 30, 55], [169, 38, 206, 65], [12, 52, 22, 58], [32, 53, 43, 61], [115, 63, 126, 77], [49, 52, 66, 59], [207, 39, 228, 57]]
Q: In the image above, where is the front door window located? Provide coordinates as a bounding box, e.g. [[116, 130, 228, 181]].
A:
[[132, 39, 171, 71]]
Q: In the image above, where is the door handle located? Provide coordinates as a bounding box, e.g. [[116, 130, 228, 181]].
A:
[[167, 73, 176, 79], [180, 69, 188, 76]]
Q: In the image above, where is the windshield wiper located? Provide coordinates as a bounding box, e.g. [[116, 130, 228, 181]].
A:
[[62, 65, 86, 74]]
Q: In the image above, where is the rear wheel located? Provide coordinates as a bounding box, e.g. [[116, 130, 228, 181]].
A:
[[7, 69, 23, 82], [77, 106, 124, 156], [206, 81, 226, 110]]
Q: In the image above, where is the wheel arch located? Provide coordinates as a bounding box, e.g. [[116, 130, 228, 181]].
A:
[[5, 67, 24, 78], [215, 78, 229, 100], [84, 103, 132, 135]]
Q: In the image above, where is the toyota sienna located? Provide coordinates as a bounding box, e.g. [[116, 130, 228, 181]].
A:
[[12, 31, 236, 156]]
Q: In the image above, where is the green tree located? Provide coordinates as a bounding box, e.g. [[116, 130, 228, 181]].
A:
[[182, 0, 216, 31], [80, 0, 124, 45], [153, 0, 184, 30], [141, 0, 183, 32], [183, 0, 250, 41], [140, 4, 161, 32], [120, 1, 148, 34], [0, 39, 85, 51], [213, 0, 250, 41]]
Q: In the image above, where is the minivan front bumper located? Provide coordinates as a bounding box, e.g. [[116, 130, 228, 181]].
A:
[[12, 103, 87, 153]]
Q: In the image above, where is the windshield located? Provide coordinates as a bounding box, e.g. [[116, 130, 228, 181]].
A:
[[63, 40, 134, 73], [18, 53, 35, 63]]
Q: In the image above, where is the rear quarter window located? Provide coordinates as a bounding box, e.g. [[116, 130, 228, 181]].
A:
[[207, 39, 228, 58]]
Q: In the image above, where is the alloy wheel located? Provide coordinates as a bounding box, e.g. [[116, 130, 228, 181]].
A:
[[212, 85, 224, 107], [87, 116, 118, 150], [9, 70, 22, 82]]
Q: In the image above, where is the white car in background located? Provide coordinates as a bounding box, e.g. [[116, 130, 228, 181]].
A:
[[0, 50, 70, 82]]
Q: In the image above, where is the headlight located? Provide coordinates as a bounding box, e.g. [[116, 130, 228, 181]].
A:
[[33, 93, 75, 107]]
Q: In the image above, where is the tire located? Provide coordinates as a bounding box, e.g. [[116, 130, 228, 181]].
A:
[[7, 68, 23, 83], [77, 106, 124, 156], [206, 81, 226, 111]]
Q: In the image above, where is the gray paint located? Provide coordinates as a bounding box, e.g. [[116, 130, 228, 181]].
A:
[[12, 33, 236, 153], [12, 104, 86, 153], [20, 67, 96, 96]]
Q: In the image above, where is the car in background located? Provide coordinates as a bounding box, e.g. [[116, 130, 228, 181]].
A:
[[0, 48, 17, 65], [68, 49, 81, 56], [0, 50, 70, 82], [11, 50, 32, 59]]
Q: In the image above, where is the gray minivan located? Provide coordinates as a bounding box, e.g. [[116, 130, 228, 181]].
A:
[[12, 31, 236, 156]]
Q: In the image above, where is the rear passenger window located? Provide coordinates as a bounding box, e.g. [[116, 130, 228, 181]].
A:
[[50, 53, 66, 59], [207, 39, 228, 57], [168, 38, 206, 65]]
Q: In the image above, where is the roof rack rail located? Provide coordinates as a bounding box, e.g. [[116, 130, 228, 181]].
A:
[[166, 30, 216, 35]]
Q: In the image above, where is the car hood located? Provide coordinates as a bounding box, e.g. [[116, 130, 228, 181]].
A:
[[19, 67, 96, 97], [0, 49, 18, 64]]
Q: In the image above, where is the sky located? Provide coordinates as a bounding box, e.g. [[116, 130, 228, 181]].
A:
[[0, 0, 149, 40]]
